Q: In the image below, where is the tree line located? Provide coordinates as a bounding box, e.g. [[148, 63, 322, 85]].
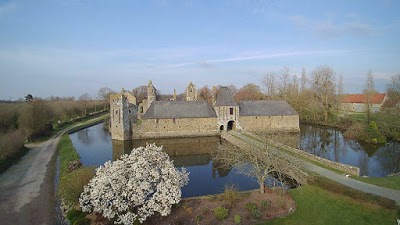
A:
[[0, 87, 114, 165]]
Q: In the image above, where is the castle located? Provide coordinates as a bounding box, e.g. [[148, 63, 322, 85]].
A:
[[110, 81, 299, 140]]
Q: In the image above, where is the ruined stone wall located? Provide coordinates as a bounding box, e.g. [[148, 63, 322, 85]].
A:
[[134, 117, 219, 139], [239, 115, 300, 133]]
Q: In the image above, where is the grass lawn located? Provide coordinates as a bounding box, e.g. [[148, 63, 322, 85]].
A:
[[352, 176, 400, 191], [260, 185, 397, 225]]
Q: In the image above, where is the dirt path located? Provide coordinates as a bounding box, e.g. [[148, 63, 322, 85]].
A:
[[0, 116, 107, 225], [224, 131, 400, 205], [0, 133, 63, 225]]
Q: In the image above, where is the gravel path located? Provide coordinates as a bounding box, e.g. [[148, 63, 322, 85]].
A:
[[224, 131, 400, 205], [0, 133, 63, 225]]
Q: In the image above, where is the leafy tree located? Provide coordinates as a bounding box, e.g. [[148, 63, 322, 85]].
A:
[[234, 83, 264, 102], [25, 94, 33, 101], [79, 144, 189, 224]]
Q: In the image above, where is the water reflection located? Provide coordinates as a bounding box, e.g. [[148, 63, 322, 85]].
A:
[[298, 124, 400, 177], [70, 124, 260, 197]]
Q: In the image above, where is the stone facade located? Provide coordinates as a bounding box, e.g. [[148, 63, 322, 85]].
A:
[[134, 117, 218, 139], [239, 115, 299, 133], [110, 81, 300, 140], [186, 82, 197, 101]]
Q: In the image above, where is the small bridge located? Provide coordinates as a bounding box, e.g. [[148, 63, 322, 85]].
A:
[[221, 130, 400, 205]]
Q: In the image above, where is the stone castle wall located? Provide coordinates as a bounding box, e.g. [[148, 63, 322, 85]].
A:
[[134, 117, 219, 139], [110, 94, 137, 140], [239, 115, 300, 133]]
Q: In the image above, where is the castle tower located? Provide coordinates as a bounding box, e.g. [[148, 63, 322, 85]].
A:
[[110, 89, 134, 140], [173, 89, 177, 101], [147, 80, 156, 109], [186, 81, 197, 101]]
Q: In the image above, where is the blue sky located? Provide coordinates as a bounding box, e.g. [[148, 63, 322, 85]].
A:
[[0, 0, 399, 100]]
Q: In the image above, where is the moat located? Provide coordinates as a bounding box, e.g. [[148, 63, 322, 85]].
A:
[[69, 122, 400, 197]]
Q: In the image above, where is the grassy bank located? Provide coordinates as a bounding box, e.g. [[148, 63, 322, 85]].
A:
[[261, 185, 397, 225], [352, 176, 400, 191]]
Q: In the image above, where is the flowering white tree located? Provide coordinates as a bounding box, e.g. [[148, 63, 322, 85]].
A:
[[79, 144, 189, 224]]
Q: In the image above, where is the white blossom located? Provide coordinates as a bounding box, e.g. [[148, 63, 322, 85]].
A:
[[79, 144, 189, 224]]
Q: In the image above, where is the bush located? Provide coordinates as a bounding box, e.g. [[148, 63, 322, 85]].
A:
[[260, 200, 270, 209], [217, 185, 239, 207], [73, 217, 90, 225], [245, 202, 257, 211], [66, 209, 86, 224], [366, 121, 386, 143], [213, 206, 229, 221], [59, 167, 95, 205], [251, 208, 261, 219], [234, 214, 241, 224]]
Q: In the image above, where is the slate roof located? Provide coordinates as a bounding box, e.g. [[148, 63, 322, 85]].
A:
[[142, 101, 217, 119], [239, 100, 298, 116], [341, 93, 386, 104], [214, 87, 238, 106]]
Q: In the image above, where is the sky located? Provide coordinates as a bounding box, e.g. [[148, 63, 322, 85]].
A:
[[0, 0, 399, 100]]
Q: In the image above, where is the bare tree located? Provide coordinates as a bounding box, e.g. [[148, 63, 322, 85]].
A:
[[262, 72, 276, 97], [198, 85, 212, 103], [97, 87, 113, 110], [278, 67, 290, 100], [213, 141, 308, 194], [336, 74, 344, 115], [311, 65, 336, 122], [364, 71, 376, 123], [301, 67, 307, 92], [132, 86, 147, 104], [79, 93, 92, 116], [387, 73, 400, 99]]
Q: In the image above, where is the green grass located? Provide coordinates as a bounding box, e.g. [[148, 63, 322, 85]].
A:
[[58, 134, 80, 178], [260, 185, 397, 225], [352, 176, 400, 191]]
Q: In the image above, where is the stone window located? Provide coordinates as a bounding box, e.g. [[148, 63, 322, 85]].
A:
[[156, 119, 159, 124], [128, 109, 131, 114], [229, 107, 233, 115], [140, 107, 143, 113], [173, 118, 176, 124]]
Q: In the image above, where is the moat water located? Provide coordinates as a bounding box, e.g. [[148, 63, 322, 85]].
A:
[[69, 123, 400, 197]]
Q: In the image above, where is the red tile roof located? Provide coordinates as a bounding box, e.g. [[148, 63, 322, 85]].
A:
[[341, 93, 386, 104]]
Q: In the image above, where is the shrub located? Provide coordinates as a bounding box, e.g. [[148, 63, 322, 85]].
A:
[[59, 167, 95, 205], [366, 121, 386, 143], [213, 206, 229, 221], [66, 208, 82, 221], [245, 202, 257, 211], [79, 144, 189, 224], [260, 200, 270, 209], [234, 214, 241, 224], [66, 209, 86, 224], [251, 208, 261, 219], [218, 185, 239, 207], [73, 217, 90, 225]]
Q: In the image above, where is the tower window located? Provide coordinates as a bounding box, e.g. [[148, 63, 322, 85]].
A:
[[229, 107, 234, 115]]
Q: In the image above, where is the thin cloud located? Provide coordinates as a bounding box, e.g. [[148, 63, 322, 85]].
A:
[[167, 50, 352, 68]]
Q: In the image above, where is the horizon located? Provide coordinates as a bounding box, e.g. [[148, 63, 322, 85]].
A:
[[1, 0, 399, 100]]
